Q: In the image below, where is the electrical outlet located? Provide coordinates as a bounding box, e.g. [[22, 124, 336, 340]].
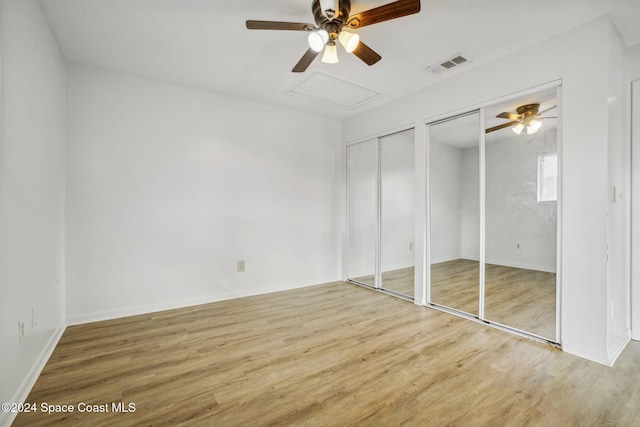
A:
[[516, 243, 521, 249], [18, 321, 24, 343], [409, 242, 413, 251], [32, 309, 37, 328], [237, 260, 246, 272]]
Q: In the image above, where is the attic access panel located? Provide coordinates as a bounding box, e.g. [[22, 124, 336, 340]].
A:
[[289, 72, 380, 109]]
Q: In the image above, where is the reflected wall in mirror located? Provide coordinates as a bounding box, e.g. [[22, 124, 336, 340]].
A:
[[380, 129, 415, 297], [347, 140, 377, 287], [483, 86, 558, 339], [429, 112, 480, 315]]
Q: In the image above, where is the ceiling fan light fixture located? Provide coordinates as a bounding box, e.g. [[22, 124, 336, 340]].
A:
[[527, 119, 542, 134], [512, 123, 525, 135], [322, 42, 339, 63], [338, 30, 360, 53], [308, 29, 329, 52]]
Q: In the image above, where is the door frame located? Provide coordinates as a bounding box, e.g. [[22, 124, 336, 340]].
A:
[[631, 79, 640, 340]]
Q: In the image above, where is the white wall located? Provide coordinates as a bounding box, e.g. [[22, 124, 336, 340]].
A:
[[381, 130, 415, 272], [430, 142, 463, 262], [460, 147, 480, 260], [0, 0, 67, 424], [484, 133, 558, 272], [65, 63, 342, 324], [343, 17, 623, 364], [427, 114, 481, 264]]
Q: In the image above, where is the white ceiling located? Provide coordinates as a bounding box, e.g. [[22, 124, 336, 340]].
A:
[[39, 0, 640, 120]]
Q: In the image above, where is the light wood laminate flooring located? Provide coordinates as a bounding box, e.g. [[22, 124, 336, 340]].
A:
[[354, 259, 556, 339], [15, 282, 638, 426], [432, 259, 556, 340]]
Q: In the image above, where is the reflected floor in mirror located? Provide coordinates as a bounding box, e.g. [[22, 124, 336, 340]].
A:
[[431, 259, 555, 340], [354, 259, 556, 340], [431, 259, 480, 316], [349, 275, 375, 288], [484, 263, 556, 339], [351, 268, 415, 298]]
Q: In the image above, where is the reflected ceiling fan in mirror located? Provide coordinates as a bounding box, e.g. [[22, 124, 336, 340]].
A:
[[246, 0, 421, 72], [485, 103, 557, 135]]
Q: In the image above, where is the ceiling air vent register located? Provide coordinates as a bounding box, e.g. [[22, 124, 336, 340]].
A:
[[428, 53, 472, 73]]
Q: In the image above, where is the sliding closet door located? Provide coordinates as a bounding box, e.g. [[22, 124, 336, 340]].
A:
[[380, 129, 415, 297], [633, 80, 640, 340], [483, 87, 558, 340], [429, 112, 481, 315], [347, 140, 378, 287]]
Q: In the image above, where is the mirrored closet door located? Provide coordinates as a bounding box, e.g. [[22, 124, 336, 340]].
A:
[[426, 84, 560, 343], [347, 140, 378, 287], [483, 87, 559, 340], [347, 129, 415, 299], [380, 129, 415, 297], [428, 112, 481, 315]]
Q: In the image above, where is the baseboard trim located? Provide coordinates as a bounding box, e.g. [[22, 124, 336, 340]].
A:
[[383, 263, 414, 273], [349, 262, 414, 279], [562, 343, 610, 366], [485, 258, 556, 273], [1, 325, 66, 427], [66, 278, 338, 326], [430, 255, 461, 264], [348, 271, 374, 279], [607, 331, 631, 366], [67, 294, 239, 326], [454, 256, 556, 273], [566, 332, 632, 367]]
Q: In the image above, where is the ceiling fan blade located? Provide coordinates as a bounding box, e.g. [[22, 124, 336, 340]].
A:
[[338, 0, 351, 20], [540, 116, 557, 119], [538, 105, 557, 116], [485, 121, 519, 134], [352, 41, 382, 66], [347, 0, 421, 29], [497, 112, 520, 120], [292, 48, 320, 73], [246, 20, 315, 31]]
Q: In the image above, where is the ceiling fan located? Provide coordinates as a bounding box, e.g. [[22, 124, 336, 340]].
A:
[[485, 103, 557, 135], [246, 0, 421, 72]]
